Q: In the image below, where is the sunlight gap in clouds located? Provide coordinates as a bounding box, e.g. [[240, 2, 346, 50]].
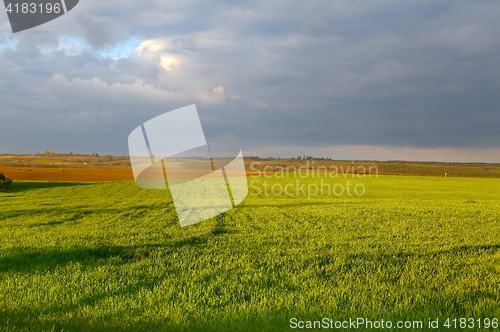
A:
[[135, 39, 181, 71], [135, 39, 165, 53], [160, 56, 179, 71]]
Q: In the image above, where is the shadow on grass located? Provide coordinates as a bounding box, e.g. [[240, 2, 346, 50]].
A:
[[0, 307, 291, 332], [0, 243, 191, 274], [1, 199, 176, 222], [1, 181, 93, 193], [0, 228, 231, 274], [326, 244, 500, 267]]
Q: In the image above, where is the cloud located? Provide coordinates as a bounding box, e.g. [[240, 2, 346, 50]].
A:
[[196, 86, 239, 106], [74, 13, 126, 49], [0, 0, 499, 161]]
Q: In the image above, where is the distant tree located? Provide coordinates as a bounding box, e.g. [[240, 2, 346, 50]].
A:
[[0, 173, 12, 190]]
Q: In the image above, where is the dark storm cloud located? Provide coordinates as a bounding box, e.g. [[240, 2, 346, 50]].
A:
[[74, 13, 125, 49], [0, 0, 499, 160]]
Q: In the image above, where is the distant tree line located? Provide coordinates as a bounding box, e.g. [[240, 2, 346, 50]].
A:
[[244, 160, 500, 178], [376, 163, 500, 178]]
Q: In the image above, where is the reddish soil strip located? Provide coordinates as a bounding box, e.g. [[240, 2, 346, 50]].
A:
[[1, 167, 266, 182], [1, 167, 134, 182]]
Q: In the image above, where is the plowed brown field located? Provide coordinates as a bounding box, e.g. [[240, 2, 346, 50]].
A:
[[1, 167, 134, 182], [1, 166, 261, 182]]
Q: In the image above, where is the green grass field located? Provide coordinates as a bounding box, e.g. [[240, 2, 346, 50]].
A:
[[1, 175, 499, 331]]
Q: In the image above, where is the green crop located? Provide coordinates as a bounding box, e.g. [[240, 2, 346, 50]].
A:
[[0, 176, 499, 331]]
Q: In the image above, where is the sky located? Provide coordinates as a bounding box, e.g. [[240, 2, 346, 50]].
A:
[[1, 0, 499, 162]]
